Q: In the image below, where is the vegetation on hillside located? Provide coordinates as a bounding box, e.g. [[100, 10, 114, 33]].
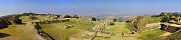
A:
[[138, 29, 166, 40]]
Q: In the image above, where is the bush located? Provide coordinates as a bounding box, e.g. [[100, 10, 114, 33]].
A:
[[160, 16, 171, 22], [57, 15, 60, 17], [92, 17, 96, 21], [110, 22, 114, 25], [13, 18, 22, 24], [113, 18, 117, 22], [72, 15, 79, 19], [63, 15, 71, 18]]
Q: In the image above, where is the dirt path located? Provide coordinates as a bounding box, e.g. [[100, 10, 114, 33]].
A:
[[22, 22, 46, 40]]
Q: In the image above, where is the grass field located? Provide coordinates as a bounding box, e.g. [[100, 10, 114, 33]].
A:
[[39, 21, 95, 40], [1, 15, 168, 40], [0, 23, 44, 40], [107, 22, 130, 35], [0, 16, 45, 40], [94, 22, 131, 40], [137, 29, 166, 40]]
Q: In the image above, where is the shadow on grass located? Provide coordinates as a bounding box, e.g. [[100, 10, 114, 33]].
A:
[[14, 23, 27, 25], [0, 33, 10, 38]]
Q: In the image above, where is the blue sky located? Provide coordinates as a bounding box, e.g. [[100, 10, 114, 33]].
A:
[[0, 0, 181, 16]]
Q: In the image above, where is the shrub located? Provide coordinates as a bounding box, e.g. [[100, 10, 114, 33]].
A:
[[113, 18, 117, 22], [13, 18, 22, 24], [110, 22, 114, 25], [72, 15, 79, 19], [63, 15, 71, 18], [160, 16, 171, 22], [92, 17, 96, 21], [57, 15, 60, 17]]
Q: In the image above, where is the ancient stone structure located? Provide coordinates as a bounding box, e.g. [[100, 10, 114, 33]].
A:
[[29, 15, 38, 20], [34, 22, 55, 40], [81, 22, 112, 40], [0, 18, 12, 29], [78, 16, 93, 24], [160, 24, 180, 33], [160, 29, 181, 40], [160, 17, 181, 33], [36, 19, 70, 24], [64, 25, 74, 29]]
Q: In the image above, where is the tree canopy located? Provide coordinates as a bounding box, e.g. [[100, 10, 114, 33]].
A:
[[72, 15, 79, 19], [63, 15, 71, 18], [13, 18, 22, 24], [160, 16, 171, 22], [92, 17, 97, 21]]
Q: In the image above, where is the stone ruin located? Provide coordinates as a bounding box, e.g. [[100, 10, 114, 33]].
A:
[[160, 17, 181, 33], [160, 23, 181, 33], [92, 22, 112, 37], [64, 25, 74, 29], [80, 22, 112, 40], [0, 18, 12, 29], [78, 16, 93, 24], [29, 15, 38, 20], [35, 19, 70, 24], [34, 22, 55, 40], [69, 22, 112, 40]]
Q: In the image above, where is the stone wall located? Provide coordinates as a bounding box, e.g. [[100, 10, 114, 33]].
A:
[[0, 19, 12, 29], [36, 19, 69, 24], [78, 16, 93, 24], [160, 29, 181, 40], [160, 24, 180, 33]]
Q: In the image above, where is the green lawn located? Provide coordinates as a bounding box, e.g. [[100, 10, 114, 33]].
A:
[[39, 21, 95, 40], [0, 16, 45, 40], [137, 29, 166, 40], [0, 23, 39, 40], [94, 22, 131, 40], [107, 22, 130, 35]]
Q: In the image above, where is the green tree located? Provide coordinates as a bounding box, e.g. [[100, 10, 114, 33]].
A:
[[92, 17, 96, 21], [160, 16, 171, 22], [72, 15, 79, 19], [57, 15, 60, 17], [13, 18, 22, 24], [110, 22, 114, 25], [63, 15, 71, 18], [113, 18, 117, 22]]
